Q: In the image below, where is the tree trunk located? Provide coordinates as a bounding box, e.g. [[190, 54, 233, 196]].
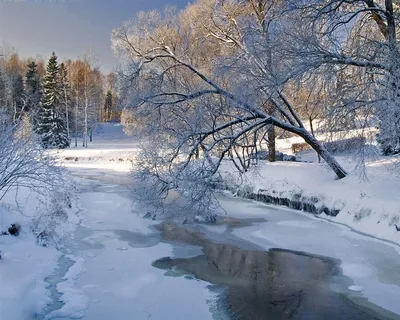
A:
[[64, 87, 70, 140], [300, 130, 347, 179], [75, 93, 78, 147], [89, 129, 93, 142], [269, 118, 347, 179], [267, 125, 276, 162]]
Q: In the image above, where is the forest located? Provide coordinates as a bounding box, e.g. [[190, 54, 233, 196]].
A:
[[0, 48, 118, 149]]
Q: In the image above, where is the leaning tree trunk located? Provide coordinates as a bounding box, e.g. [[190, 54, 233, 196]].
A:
[[300, 129, 347, 179], [270, 118, 347, 179]]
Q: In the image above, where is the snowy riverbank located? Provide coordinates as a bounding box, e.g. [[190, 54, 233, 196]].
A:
[[218, 156, 400, 246], [0, 186, 79, 319]]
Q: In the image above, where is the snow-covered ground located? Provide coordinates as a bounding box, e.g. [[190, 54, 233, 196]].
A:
[[0, 186, 77, 319], [219, 156, 400, 245], [3, 123, 400, 319]]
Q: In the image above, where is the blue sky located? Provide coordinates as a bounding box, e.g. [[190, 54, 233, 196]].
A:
[[0, 0, 189, 73]]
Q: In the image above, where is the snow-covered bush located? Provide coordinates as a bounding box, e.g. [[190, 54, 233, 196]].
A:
[[0, 120, 75, 246], [0, 123, 70, 201], [131, 139, 221, 219], [32, 196, 69, 247]]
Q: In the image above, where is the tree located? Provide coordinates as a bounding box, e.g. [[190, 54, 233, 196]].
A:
[[11, 73, 24, 123], [59, 62, 72, 139], [0, 119, 70, 202], [104, 90, 112, 122], [68, 56, 103, 147], [36, 52, 70, 149], [111, 1, 350, 217], [112, 1, 347, 176], [287, 0, 400, 156], [25, 60, 43, 128]]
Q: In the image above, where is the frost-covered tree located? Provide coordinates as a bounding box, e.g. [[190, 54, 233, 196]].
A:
[[112, 0, 349, 217], [288, 0, 400, 156], [36, 52, 70, 149]]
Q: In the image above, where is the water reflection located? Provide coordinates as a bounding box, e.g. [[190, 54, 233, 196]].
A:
[[154, 223, 399, 320]]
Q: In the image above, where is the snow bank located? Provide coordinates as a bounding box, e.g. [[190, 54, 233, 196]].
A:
[[219, 159, 400, 245], [0, 203, 60, 319], [0, 183, 79, 319]]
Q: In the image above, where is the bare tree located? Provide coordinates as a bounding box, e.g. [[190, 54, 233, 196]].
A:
[[111, 1, 353, 217], [112, 2, 347, 176], [0, 121, 70, 203]]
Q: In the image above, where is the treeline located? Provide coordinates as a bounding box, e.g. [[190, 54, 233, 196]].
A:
[[0, 48, 119, 148]]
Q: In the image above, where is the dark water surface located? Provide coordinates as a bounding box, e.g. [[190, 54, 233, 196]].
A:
[[153, 222, 400, 320]]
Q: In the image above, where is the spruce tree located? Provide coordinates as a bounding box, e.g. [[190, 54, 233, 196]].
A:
[[12, 74, 24, 123], [25, 60, 42, 127], [36, 52, 70, 148], [104, 90, 112, 121]]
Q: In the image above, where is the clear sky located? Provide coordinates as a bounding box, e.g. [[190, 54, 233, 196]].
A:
[[0, 0, 190, 73]]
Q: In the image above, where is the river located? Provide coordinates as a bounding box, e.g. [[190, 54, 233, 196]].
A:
[[35, 169, 400, 320]]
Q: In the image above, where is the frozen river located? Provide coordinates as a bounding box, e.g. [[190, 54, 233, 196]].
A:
[[35, 166, 400, 319]]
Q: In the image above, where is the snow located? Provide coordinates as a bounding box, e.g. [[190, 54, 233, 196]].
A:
[[55, 123, 139, 165], [219, 156, 400, 245], [0, 200, 61, 320], [0, 172, 78, 319], [348, 285, 364, 292]]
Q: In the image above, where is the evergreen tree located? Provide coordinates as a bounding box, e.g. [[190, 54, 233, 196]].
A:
[[25, 60, 42, 127], [36, 52, 70, 148], [12, 74, 24, 123], [104, 90, 112, 121]]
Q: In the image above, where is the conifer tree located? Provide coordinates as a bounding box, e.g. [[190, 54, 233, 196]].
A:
[[104, 90, 112, 121], [25, 60, 42, 127], [12, 74, 24, 123], [36, 52, 70, 148]]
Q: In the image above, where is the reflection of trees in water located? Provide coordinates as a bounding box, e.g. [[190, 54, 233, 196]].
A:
[[227, 286, 304, 320], [205, 245, 322, 319], [154, 223, 398, 320]]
